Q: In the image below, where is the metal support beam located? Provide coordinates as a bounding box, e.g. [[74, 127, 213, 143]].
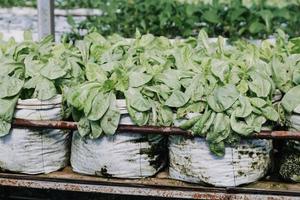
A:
[[0, 170, 300, 199], [12, 118, 300, 140], [37, 0, 55, 40]]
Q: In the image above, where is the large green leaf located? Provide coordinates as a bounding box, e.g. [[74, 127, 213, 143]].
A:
[[129, 71, 152, 88], [85, 62, 107, 83], [155, 69, 181, 90], [125, 88, 151, 112], [33, 77, 57, 100], [282, 85, 300, 113], [40, 58, 67, 80], [248, 72, 271, 97], [0, 96, 18, 137], [230, 111, 254, 136], [211, 59, 229, 83], [0, 76, 24, 98], [100, 108, 121, 135], [206, 113, 230, 143], [78, 117, 91, 137], [165, 90, 189, 108], [87, 92, 111, 121], [234, 96, 252, 118], [208, 84, 239, 112]]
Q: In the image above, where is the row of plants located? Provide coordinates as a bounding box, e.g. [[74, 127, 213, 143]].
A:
[[2, 0, 300, 40], [1, 30, 300, 157], [63, 0, 300, 41], [1, 0, 298, 9]]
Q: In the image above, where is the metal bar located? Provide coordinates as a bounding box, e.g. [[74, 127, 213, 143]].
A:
[[12, 118, 300, 140], [37, 0, 55, 40], [0, 175, 299, 200]]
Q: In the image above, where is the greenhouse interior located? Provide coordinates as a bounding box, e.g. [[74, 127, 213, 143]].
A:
[[1, 0, 300, 199]]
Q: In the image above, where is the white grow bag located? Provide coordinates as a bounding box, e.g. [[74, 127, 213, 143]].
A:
[[71, 100, 166, 178], [0, 95, 70, 174], [169, 136, 272, 187]]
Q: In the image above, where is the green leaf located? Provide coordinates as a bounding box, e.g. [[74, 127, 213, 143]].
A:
[[234, 96, 252, 118], [249, 98, 266, 108], [211, 59, 229, 83], [0, 121, 11, 137], [203, 9, 221, 24], [179, 115, 202, 130], [282, 85, 300, 113], [208, 84, 239, 112], [90, 121, 103, 139], [158, 106, 173, 126], [248, 72, 271, 98], [68, 82, 101, 110], [127, 105, 149, 126], [249, 21, 265, 34], [237, 79, 249, 94], [33, 77, 57, 100], [0, 96, 18, 137], [165, 90, 189, 108], [293, 66, 300, 85], [40, 58, 67, 80], [191, 108, 212, 135], [230, 111, 254, 136], [129, 71, 152, 88], [156, 69, 181, 90], [0, 76, 24, 98], [272, 58, 293, 93], [83, 87, 99, 116], [87, 92, 111, 121], [209, 142, 225, 157], [206, 113, 230, 143], [245, 114, 266, 133], [85, 62, 107, 83], [78, 117, 91, 137], [100, 108, 121, 135], [125, 88, 151, 112], [76, 40, 91, 65], [260, 106, 279, 122]]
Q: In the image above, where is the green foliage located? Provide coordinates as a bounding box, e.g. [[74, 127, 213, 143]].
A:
[[65, 0, 300, 40], [0, 33, 85, 137], [64, 30, 289, 156], [2, 29, 300, 157]]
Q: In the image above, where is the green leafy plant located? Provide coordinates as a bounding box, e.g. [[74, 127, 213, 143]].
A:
[[65, 30, 285, 156], [65, 0, 300, 41], [0, 33, 85, 136], [2, 29, 300, 157]]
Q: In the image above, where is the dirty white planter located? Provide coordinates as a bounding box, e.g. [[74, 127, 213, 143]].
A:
[[0, 95, 70, 174], [70, 99, 167, 178], [169, 136, 272, 187]]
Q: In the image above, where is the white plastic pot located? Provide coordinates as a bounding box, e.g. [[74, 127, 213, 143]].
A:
[[169, 136, 272, 187], [0, 95, 70, 174], [70, 99, 166, 178]]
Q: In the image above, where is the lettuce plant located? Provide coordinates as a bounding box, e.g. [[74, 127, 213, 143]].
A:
[[0, 33, 85, 136]]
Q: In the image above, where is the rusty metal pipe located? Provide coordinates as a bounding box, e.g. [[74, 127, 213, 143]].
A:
[[12, 118, 300, 140]]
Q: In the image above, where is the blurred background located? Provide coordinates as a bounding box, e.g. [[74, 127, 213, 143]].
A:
[[0, 0, 300, 42]]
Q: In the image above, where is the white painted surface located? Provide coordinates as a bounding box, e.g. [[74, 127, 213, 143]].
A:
[[169, 136, 272, 187], [0, 95, 70, 174], [0, 8, 86, 42], [71, 104, 167, 178]]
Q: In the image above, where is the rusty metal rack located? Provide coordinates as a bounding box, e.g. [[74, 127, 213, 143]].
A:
[[0, 167, 300, 200], [0, 118, 294, 199]]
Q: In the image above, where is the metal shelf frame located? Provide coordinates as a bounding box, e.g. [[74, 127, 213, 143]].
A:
[[0, 168, 300, 200]]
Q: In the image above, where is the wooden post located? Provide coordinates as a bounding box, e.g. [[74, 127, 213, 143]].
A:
[[37, 0, 55, 40]]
